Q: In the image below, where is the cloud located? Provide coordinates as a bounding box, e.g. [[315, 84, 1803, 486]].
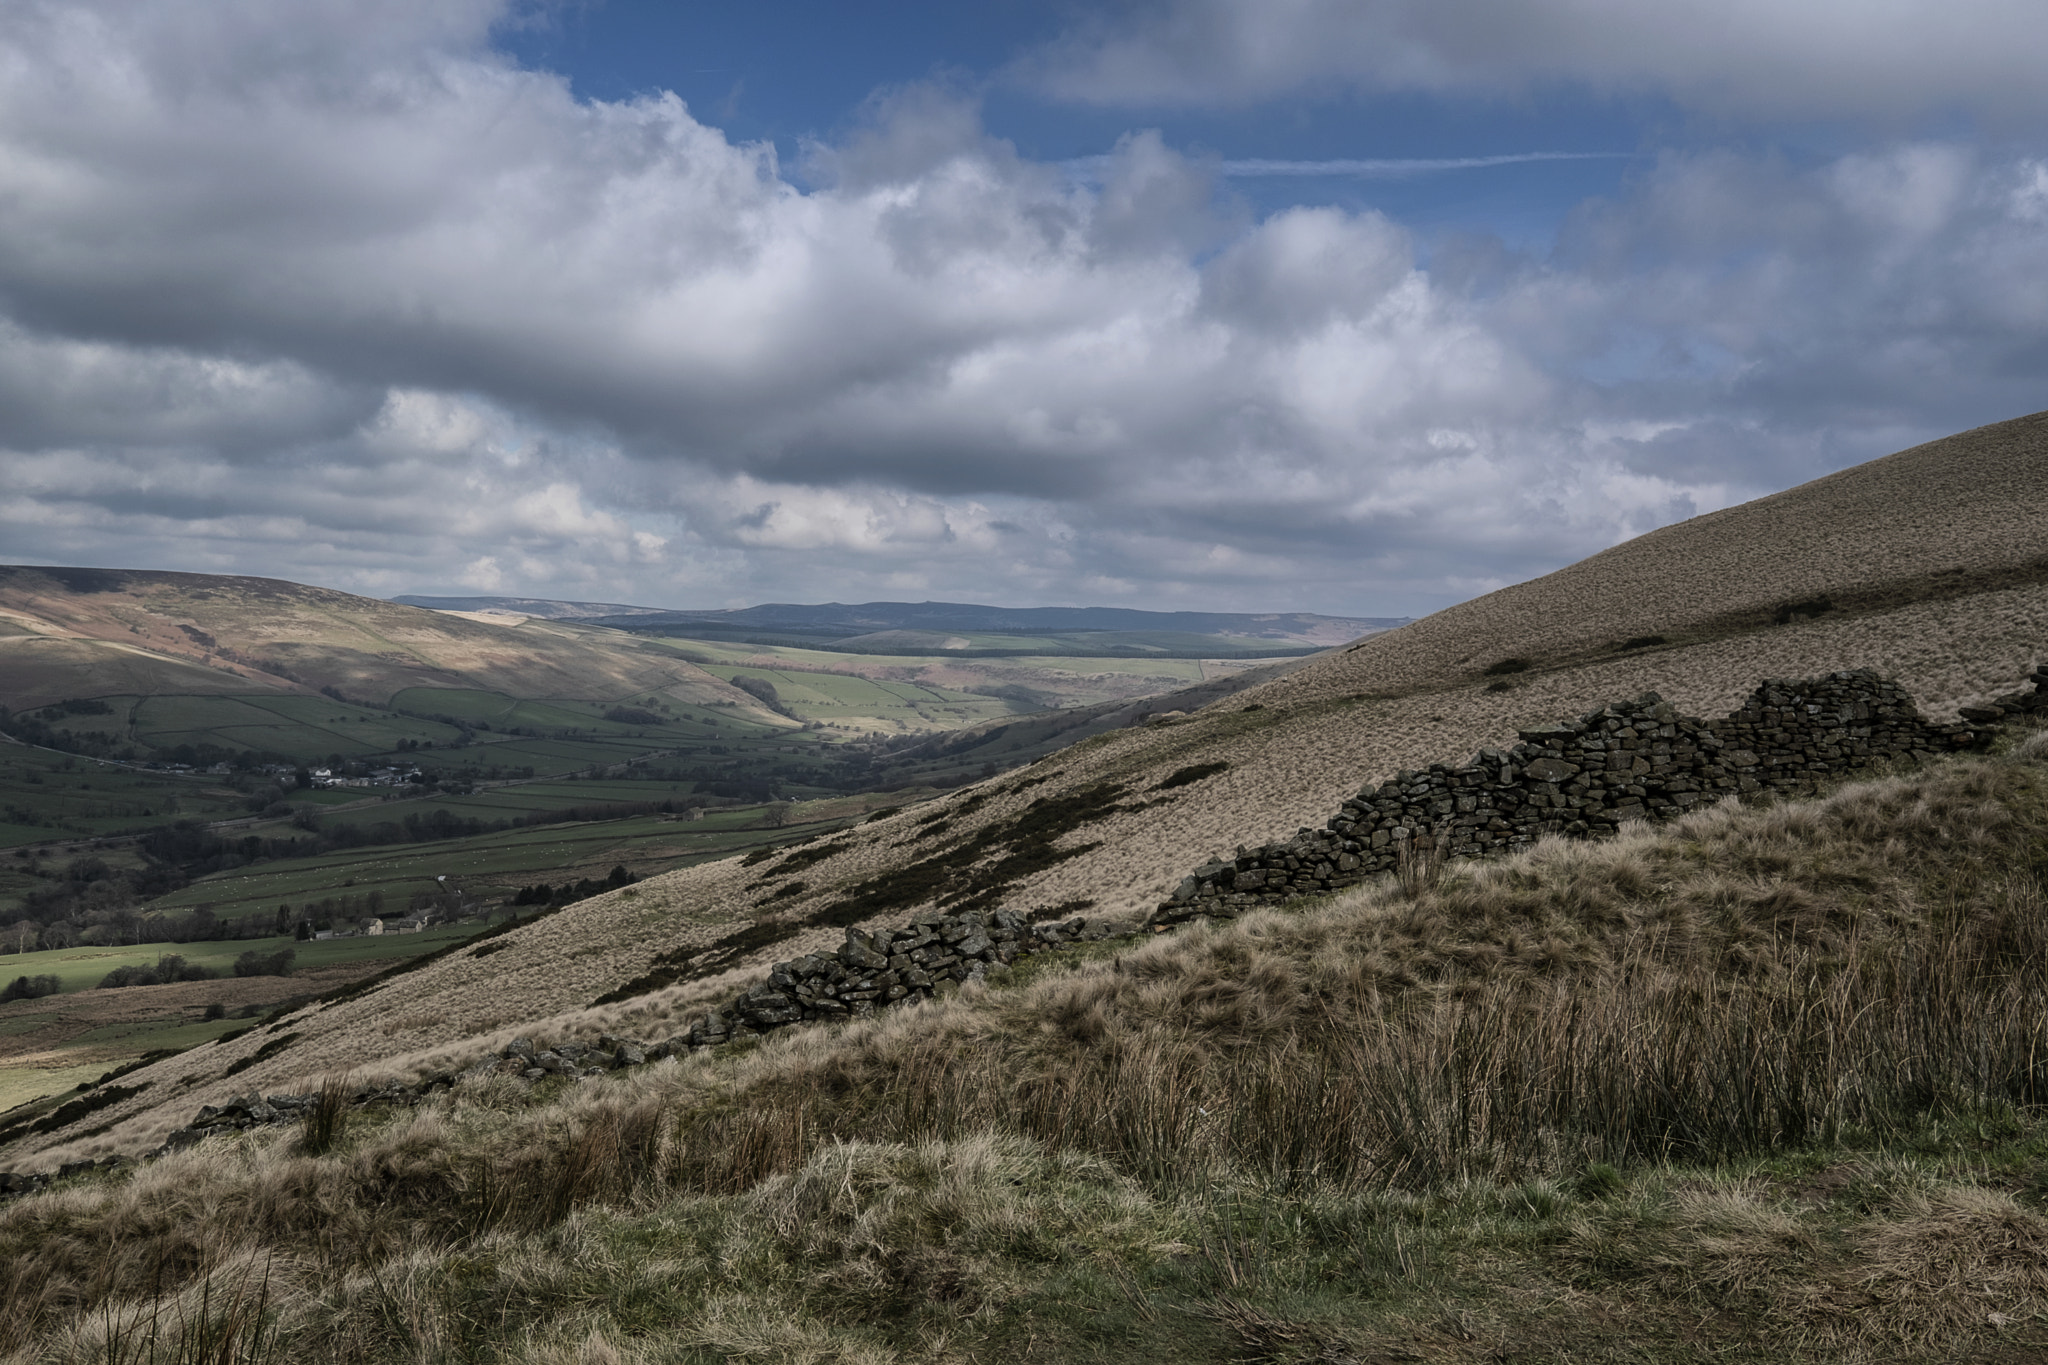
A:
[[0, 1, 2042, 617], [1021, 0, 2048, 121]]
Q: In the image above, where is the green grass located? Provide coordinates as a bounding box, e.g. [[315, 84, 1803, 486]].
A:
[[130, 694, 467, 762], [0, 746, 248, 846], [0, 1061, 106, 1116], [63, 1014, 269, 1050], [0, 924, 479, 995], [139, 810, 862, 922]]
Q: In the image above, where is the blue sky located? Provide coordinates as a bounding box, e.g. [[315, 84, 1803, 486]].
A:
[[502, 1, 1657, 244], [0, 0, 2042, 616]]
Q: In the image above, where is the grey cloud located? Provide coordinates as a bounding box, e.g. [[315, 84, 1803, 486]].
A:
[[0, 1, 2044, 618], [0, 323, 377, 455], [1022, 0, 2048, 122]]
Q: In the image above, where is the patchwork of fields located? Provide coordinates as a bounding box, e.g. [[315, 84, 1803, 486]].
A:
[[0, 922, 483, 1111], [0, 594, 1296, 1143]]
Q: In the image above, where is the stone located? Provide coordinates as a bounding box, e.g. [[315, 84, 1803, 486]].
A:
[[839, 931, 889, 972]]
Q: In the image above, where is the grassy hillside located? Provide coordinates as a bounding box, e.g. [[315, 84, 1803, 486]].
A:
[[3, 411, 2047, 1360], [11, 410, 2045, 1155], [0, 566, 759, 713], [3, 732, 2046, 1362]]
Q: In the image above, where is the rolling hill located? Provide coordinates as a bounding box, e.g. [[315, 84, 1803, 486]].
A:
[[0, 566, 762, 714], [4, 411, 2048, 1363], [11, 408, 2044, 1163], [396, 596, 1406, 650]]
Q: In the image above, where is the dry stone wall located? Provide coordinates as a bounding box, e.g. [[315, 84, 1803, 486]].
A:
[[8, 665, 2045, 1191], [1151, 666, 2046, 925], [680, 907, 1102, 1048]]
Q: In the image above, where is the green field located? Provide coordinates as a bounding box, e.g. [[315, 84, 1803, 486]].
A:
[[139, 804, 885, 922], [0, 924, 486, 1114], [651, 633, 1215, 683], [130, 693, 466, 761], [23, 686, 803, 772], [0, 744, 249, 847], [0, 923, 479, 995]]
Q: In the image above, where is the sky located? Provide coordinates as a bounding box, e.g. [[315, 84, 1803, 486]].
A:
[[0, 1, 2044, 617]]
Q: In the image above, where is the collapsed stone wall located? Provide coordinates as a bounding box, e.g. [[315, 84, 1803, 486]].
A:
[[8, 665, 2044, 1192], [1152, 666, 2046, 925], [680, 907, 1103, 1048]]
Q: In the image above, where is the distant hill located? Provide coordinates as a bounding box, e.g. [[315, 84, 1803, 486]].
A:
[[391, 595, 672, 621], [0, 567, 755, 713], [397, 596, 1406, 648]]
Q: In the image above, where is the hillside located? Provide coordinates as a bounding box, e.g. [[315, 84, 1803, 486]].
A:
[[0, 566, 760, 713], [4, 413, 2048, 1361], [8, 409, 2045, 1168]]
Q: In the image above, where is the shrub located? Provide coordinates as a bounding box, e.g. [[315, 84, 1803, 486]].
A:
[[233, 948, 296, 978], [0, 974, 61, 1003], [297, 1073, 353, 1156], [99, 955, 215, 989]]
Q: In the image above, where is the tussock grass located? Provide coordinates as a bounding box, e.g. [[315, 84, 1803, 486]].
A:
[[7, 739, 2048, 1359]]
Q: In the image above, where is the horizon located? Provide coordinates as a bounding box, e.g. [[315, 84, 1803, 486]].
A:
[[1, 3, 2043, 618]]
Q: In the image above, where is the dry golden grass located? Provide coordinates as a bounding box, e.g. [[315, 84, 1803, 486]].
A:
[[5, 735, 2048, 1361], [10, 413, 2048, 1171], [1297, 407, 2048, 697]]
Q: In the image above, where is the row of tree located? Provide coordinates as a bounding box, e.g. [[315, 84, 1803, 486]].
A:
[[97, 948, 295, 989]]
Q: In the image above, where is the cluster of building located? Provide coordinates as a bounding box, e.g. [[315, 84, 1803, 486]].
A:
[[308, 914, 432, 941], [307, 766, 422, 789]]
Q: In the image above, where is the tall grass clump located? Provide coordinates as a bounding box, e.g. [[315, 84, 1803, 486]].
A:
[[294, 1076, 352, 1158], [5, 742, 2048, 1361]]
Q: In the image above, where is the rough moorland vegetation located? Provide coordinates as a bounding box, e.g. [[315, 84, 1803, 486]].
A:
[[3, 728, 2046, 1363]]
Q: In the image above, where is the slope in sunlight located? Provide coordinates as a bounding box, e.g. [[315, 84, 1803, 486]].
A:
[[0, 566, 759, 713], [9, 409, 2048, 1162]]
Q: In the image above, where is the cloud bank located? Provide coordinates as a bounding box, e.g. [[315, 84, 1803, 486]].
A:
[[0, 0, 2043, 614], [1023, 0, 2048, 120]]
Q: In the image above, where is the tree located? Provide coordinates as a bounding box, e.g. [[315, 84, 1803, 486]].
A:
[[0, 975, 61, 1003], [763, 801, 794, 828], [233, 947, 295, 978]]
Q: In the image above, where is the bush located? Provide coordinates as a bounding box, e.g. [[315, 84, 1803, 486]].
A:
[[98, 955, 215, 989], [0, 974, 61, 1003], [233, 948, 296, 978]]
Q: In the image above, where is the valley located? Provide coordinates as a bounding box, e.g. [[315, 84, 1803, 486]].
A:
[[2, 413, 2046, 1362], [0, 572, 1324, 1117]]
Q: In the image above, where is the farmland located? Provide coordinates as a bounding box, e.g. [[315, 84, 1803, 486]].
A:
[[0, 922, 483, 1111], [0, 573, 1312, 1122], [138, 801, 895, 923]]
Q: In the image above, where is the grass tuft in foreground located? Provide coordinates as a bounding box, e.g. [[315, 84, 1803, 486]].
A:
[[6, 732, 2048, 1361]]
